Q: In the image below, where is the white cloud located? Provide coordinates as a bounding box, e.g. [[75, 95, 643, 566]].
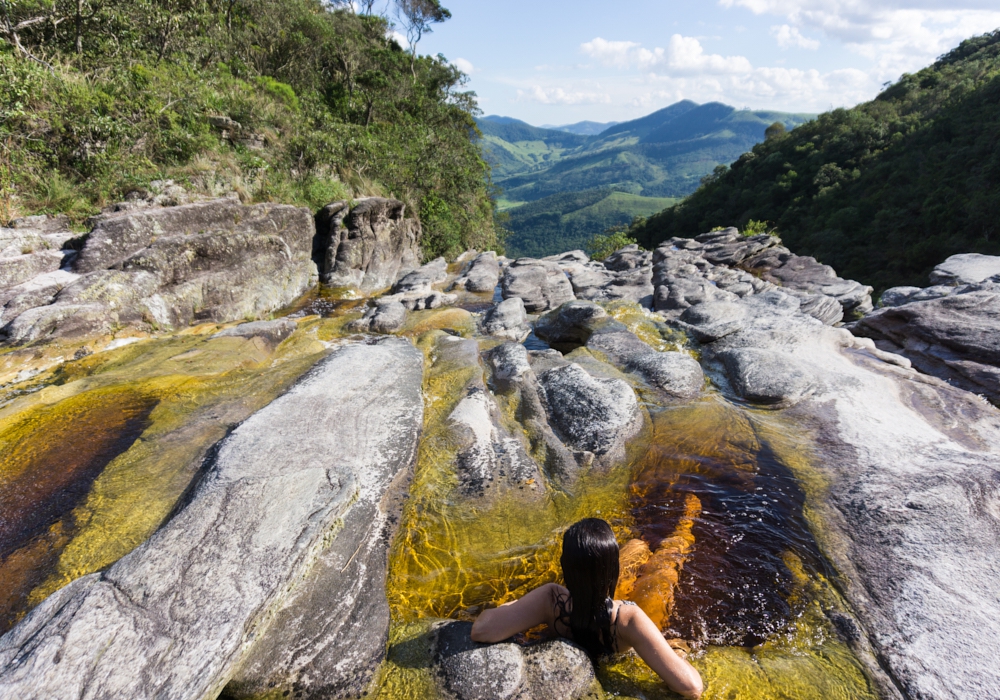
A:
[[389, 30, 409, 49], [771, 24, 820, 49], [453, 57, 475, 75], [581, 35, 752, 74], [516, 86, 612, 105], [720, 0, 1000, 81]]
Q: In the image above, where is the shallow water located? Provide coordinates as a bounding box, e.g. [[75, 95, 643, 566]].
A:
[[377, 303, 877, 700], [0, 289, 877, 699], [0, 300, 365, 632]]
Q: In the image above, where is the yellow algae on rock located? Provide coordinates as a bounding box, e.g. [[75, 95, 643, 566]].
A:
[[400, 308, 475, 337], [0, 321, 335, 631], [603, 300, 690, 354]]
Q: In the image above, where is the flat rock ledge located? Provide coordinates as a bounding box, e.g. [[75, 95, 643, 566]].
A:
[[0, 339, 424, 700]]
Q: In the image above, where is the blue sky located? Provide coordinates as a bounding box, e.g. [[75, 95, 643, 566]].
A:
[[395, 0, 1000, 126]]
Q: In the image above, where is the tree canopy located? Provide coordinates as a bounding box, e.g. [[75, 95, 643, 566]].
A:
[[0, 0, 498, 259]]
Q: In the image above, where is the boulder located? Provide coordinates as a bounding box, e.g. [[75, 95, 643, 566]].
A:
[[603, 244, 651, 271], [624, 351, 704, 399], [534, 301, 608, 347], [501, 259, 575, 313], [448, 383, 541, 498], [0, 339, 424, 700], [0, 250, 67, 290], [211, 319, 297, 347], [315, 198, 422, 292], [536, 363, 640, 461], [676, 301, 749, 342], [486, 344, 585, 484], [393, 257, 448, 293], [74, 196, 246, 273], [452, 251, 501, 293], [1, 200, 317, 344], [481, 297, 530, 342], [929, 253, 1000, 286], [695, 229, 778, 266], [742, 246, 873, 316], [350, 299, 408, 333], [720, 348, 815, 406], [433, 621, 598, 700]]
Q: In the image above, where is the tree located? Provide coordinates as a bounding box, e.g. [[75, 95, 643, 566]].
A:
[[764, 121, 786, 140], [394, 0, 449, 77]]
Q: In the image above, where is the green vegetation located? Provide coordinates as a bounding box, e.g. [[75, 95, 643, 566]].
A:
[[587, 226, 639, 261], [635, 30, 1000, 291], [479, 103, 813, 203], [504, 188, 676, 258], [479, 102, 811, 258], [0, 0, 500, 259]]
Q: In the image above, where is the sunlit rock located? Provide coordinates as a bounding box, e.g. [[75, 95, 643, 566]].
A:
[[431, 621, 599, 700], [481, 297, 530, 341], [501, 259, 575, 312], [0, 339, 424, 699], [350, 298, 408, 333], [536, 363, 640, 462], [929, 253, 1000, 286], [452, 251, 501, 293]]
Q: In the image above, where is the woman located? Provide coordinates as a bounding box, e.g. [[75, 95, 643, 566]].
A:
[[471, 518, 704, 699]]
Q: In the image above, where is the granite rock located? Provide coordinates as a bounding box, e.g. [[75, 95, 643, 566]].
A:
[[0, 339, 424, 700], [315, 198, 422, 291]]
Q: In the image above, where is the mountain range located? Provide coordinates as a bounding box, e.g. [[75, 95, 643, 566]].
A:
[[477, 102, 814, 257]]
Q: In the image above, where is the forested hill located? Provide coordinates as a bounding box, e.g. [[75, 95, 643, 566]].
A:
[[635, 30, 1000, 292], [0, 0, 498, 259], [479, 102, 812, 258]]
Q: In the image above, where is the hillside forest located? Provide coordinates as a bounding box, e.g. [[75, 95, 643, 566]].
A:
[[479, 103, 812, 258], [635, 30, 1000, 292], [0, 0, 500, 259]]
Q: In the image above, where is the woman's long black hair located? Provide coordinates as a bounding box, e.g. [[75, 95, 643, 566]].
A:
[[559, 518, 620, 661]]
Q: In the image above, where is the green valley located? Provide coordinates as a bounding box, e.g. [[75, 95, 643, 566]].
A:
[[479, 102, 813, 257]]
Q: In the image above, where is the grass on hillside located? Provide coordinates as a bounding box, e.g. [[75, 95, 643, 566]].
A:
[[0, 2, 501, 260]]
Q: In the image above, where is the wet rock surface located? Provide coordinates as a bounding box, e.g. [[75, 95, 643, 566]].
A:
[[0, 339, 424, 700], [857, 254, 1000, 404], [315, 197, 422, 291], [211, 319, 297, 346]]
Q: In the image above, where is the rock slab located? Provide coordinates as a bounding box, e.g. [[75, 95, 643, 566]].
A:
[[0, 339, 424, 700]]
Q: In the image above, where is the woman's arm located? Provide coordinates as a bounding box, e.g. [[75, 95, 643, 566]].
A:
[[616, 604, 703, 699], [470, 583, 562, 643]]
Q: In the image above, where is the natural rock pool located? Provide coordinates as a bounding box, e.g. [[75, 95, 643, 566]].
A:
[[2, 204, 998, 699], [0, 289, 876, 699]]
